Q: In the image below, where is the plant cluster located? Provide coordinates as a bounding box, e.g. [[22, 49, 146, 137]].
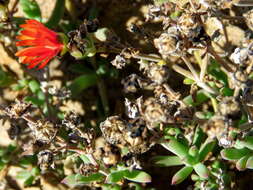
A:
[[1, 0, 253, 190]]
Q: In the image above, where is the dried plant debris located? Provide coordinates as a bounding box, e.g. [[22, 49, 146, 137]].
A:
[[3, 0, 253, 189], [100, 116, 155, 154]]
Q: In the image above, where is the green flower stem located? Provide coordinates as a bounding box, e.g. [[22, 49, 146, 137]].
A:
[[171, 64, 195, 81], [181, 56, 218, 95], [131, 53, 218, 95], [132, 53, 161, 62], [65, 0, 77, 20], [200, 54, 208, 82], [45, 67, 53, 119], [99, 170, 109, 177], [131, 53, 195, 80], [194, 50, 208, 82], [181, 56, 199, 81], [211, 97, 218, 113], [90, 57, 110, 116]]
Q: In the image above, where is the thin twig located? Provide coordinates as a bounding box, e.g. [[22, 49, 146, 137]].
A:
[[182, 56, 200, 80], [45, 67, 53, 119], [200, 53, 209, 82]]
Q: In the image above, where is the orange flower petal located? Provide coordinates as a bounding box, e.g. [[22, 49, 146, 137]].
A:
[[15, 19, 63, 69]]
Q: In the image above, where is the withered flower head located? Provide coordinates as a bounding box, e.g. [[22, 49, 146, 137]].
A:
[[154, 28, 183, 58], [230, 47, 249, 64], [138, 97, 171, 128], [62, 111, 81, 130], [100, 116, 154, 153], [4, 99, 31, 119], [125, 98, 140, 119], [28, 120, 57, 144], [100, 116, 127, 145], [37, 150, 54, 171], [244, 9, 253, 31], [177, 13, 198, 37], [121, 74, 149, 93], [78, 163, 99, 176], [218, 97, 241, 120], [145, 62, 170, 84], [111, 54, 129, 69]]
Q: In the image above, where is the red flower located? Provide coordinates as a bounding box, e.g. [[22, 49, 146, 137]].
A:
[[15, 19, 64, 69]]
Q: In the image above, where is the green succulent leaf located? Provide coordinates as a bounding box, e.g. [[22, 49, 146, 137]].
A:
[[182, 155, 198, 166], [19, 0, 41, 21], [207, 58, 228, 86], [24, 175, 35, 186], [246, 156, 253, 169], [76, 173, 104, 183], [46, 0, 65, 28], [161, 140, 189, 159], [28, 80, 40, 93], [220, 87, 234, 96], [0, 159, 5, 171], [192, 127, 206, 148], [124, 170, 151, 183], [221, 148, 250, 161], [199, 140, 216, 162], [152, 156, 183, 167], [24, 96, 44, 106], [183, 90, 210, 106], [61, 174, 83, 187], [16, 170, 30, 180], [188, 146, 199, 158], [79, 155, 92, 164], [62, 173, 104, 187], [236, 155, 250, 171], [183, 78, 195, 85], [239, 136, 253, 150], [68, 73, 97, 96], [107, 170, 127, 183], [171, 166, 193, 185], [193, 163, 209, 179]]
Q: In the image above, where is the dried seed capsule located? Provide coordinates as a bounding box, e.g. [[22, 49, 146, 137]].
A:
[[218, 97, 241, 120], [178, 13, 198, 37], [100, 116, 127, 145], [100, 116, 154, 153], [7, 124, 21, 140], [79, 163, 99, 176], [37, 150, 54, 171], [28, 120, 57, 144], [145, 62, 170, 84], [62, 111, 81, 130], [138, 97, 172, 128], [102, 143, 121, 166], [244, 9, 253, 31], [5, 99, 31, 119], [111, 54, 129, 69], [154, 32, 182, 58], [230, 47, 249, 64], [121, 74, 149, 93], [125, 98, 140, 119], [48, 86, 71, 99]]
